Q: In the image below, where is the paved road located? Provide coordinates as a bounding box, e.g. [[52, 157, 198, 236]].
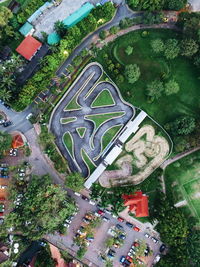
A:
[[47, 192, 161, 267], [56, 1, 142, 76], [50, 63, 135, 177]]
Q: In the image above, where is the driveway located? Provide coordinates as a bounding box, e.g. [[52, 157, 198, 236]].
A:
[[50, 63, 135, 177], [47, 192, 161, 267]]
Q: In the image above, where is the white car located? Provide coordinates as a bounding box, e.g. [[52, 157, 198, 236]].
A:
[[89, 200, 95, 205], [74, 192, 81, 197], [144, 233, 150, 238], [26, 113, 33, 120], [0, 185, 7, 189]]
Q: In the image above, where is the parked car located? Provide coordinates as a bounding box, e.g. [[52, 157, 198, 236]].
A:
[[74, 192, 81, 196], [160, 244, 166, 252], [119, 234, 126, 240], [126, 222, 133, 228], [3, 121, 12, 127], [4, 103, 11, 109], [105, 208, 112, 214], [89, 200, 95, 205], [103, 216, 109, 222], [26, 113, 33, 120], [117, 217, 124, 223], [82, 217, 90, 224], [133, 242, 139, 247], [82, 195, 89, 201], [133, 226, 140, 232], [0, 185, 7, 189], [151, 237, 159, 243], [144, 233, 150, 238], [0, 119, 5, 125], [120, 256, 126, 263], [97, 209, 104, 216], [116, 224, 123, 230]]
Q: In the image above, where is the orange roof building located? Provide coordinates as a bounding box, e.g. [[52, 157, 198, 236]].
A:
[[12, 134, 24, 149], [122, 191, 149, 217], [16, 35, 42, 60]]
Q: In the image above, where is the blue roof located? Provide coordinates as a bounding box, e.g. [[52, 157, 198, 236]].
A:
[[19, 22, 33, 36], [63, 2, 94, 28], [27, 2, 52, 23], [47, 32, 61, 45]]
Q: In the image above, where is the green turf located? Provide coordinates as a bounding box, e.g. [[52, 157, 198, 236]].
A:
[[65, 96, 81, 111], [76, 127, 86, 138], [85, 112, 125, 129], [61, 117, 76, 124], [164, 150, 200, 225], [91, 89, 115, 107], [63, 132, 73, 157], [81, 149, 96, 176], [0, 0, 12, 6], [95, 29, 200, 125], [102, 125, 122, 151]]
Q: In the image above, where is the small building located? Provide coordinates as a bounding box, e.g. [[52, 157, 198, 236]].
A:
[[47, 32, 61, 45], [8, 0, 20, 13], [63, 2, 94, 28], [16, 35, 42, 61], [122, 191, 149, 217], [27, 1, 53, 24], [19, 22, 34, 37], [12, 134, 24, 149]]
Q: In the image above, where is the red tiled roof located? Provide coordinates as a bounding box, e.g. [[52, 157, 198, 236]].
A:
[[122, 191, 149, 217], [12, 134, 24, 149], [16, 35, 42, 60]]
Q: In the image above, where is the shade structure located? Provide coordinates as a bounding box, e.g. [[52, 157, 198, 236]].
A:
[[47, 32, 61, 45], [12, 134, 24, 149], [16, 35, 42, 60], [19, 22, 34, 36]]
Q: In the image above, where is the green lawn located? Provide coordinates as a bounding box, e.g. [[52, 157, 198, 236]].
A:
[[164, 150, 200, 225], [91, 89, 115, 107], [61, 117, 76, 124], [81, 149, 96, 177], [102, 125, 122, 151], [63, 132, 73, 158], [95, 29, 200, 125], [85, 111, 124, 129]]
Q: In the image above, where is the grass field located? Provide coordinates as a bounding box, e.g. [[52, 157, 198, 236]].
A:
[[165, 150, 200, 225], [63, 132, 73, 158], [91, 89, 115, 107], [95, 29, 200, 125]]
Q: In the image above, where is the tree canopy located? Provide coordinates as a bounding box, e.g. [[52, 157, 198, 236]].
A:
[[65, 172, 84, 192], [165, 116, 196, 136], [3, 174, 76, 239], [124, 64, 140, 84], [0, 131, 12, 158], [164, 39, 180, 59], [146, 79, 164, 99]]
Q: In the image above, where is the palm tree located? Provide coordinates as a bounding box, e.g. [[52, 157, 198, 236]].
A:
[[1, 76, 15, 90], [54, 20, 67, 37], [0, 88, 11, 102]]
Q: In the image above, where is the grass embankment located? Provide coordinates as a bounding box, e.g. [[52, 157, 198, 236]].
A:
[[95, 29, 200, 125]]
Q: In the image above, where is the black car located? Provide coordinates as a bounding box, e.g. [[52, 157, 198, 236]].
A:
[[4, 103, 11, 109], [160, 244, 166, 253], [82, 195, 89, 201], [116, 224, 124, 230], [126, 222, 133, 228], [3, 121, 12, 127]]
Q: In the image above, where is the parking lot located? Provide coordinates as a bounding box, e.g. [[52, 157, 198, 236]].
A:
[[48, 192, 162, 267]]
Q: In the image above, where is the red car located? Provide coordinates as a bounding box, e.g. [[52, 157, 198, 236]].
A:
[[97, 209, 104, 216], [0, 212, 3, 216], [117, 217, 124, 223], [133, 242, 140, 247], [126, 256, 133, 263], [133, 226, 140, 232]]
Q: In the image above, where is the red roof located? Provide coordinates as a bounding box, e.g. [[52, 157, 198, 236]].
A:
[[16, 35, 42, 60], [12, 134, 24, 149], [122, 191, 149, 217]]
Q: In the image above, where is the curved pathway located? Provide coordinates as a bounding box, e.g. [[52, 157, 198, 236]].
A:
[[50, 63, 135, 177]]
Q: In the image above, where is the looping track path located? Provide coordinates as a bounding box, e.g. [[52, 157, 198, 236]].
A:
[[50, 62, 135, 177]]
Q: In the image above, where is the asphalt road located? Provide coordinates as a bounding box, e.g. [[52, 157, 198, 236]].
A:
[[47, 191, 161, 267], [50, 63, 135, 177]]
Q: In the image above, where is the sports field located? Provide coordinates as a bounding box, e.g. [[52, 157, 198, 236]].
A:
[[165, 150, 200, 225]]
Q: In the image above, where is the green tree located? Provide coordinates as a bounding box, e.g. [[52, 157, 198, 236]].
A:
[[0, 88, 11, 102], [125, 45, 133, 55], [165, 116, 196, 136], [167, 0, 187, 11], [116, 74, 124, 84], [99, 30, 107, 40], [105, 237, 115, 248], [164, 39, 180, 59], [54, 20, 66, 37], [65, 172, 84, 191], [180, 38, 199, 57], [77, 245, 87, 259], [109, 26, 118, 35], [0, 131, 12, 158], [3, 174, 76, 239], [124, 64, 140, 84], [151, 38, 165, 53], [35, 245, 55, 267], [187, 229, 200, 266], [164, 79, 180, 95], [146, 79, 164, 99]]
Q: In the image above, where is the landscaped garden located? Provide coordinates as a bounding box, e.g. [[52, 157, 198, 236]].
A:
[[164, 150, 200, 226], [95, 28, 200, 125]]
